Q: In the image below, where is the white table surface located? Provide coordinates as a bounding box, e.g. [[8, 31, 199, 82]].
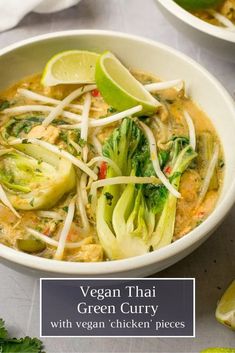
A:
[[0, 1, 234, 352]]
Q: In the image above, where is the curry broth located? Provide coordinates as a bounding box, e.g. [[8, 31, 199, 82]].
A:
[[192, 0, 235, 27], [0, 71, 224, 262]]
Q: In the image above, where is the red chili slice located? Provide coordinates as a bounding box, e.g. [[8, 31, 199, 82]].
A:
[[164, 166, 172, 175], [91, 89, 100, 97], [98, 162, 107, 180]]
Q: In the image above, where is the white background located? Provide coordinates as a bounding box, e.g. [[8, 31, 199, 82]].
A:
[[0, 0, 234, 352]]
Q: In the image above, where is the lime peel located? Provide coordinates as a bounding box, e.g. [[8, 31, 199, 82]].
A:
[[200, 349, 235, 353], [216, 280, 235, 331], [95, 51, 161, 115]]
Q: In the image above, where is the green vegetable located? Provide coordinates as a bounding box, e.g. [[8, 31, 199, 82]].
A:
[[125, 186, 155, 241], [107, 106, 117, 114], [111, 179, 156, 258], [158, 150, 170, 168], [0, 100, 10, 111], [2, 337, 44, 353], [59, 131, 68, 143], [143, 184, 168, 214], [174, 0, 223, 10], [0, 319, 8, 340], [17, 237, 46, 253], [97, 119, 151, 259], [62, 206, 69, 213], [0, 319, 44, 353], [197, 132, 218, 190], [59, 130, 85, 156], [151, 144, 197, 250], [96, 118, 197, 259], [169, 137, 189, 166], [103, 117, 143, 175], [0, 144, 76, 210], [1, 116, 80, 144], [2, 116, 43, 140], [104, 192, 114, 206], [133, 143, 168, 213]]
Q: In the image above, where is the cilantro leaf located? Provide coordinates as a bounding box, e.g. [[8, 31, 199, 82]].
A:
[[0, 319, 44, 353], [2, 337, 43, 353]]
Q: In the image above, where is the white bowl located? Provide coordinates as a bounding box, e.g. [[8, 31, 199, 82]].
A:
[[0, 30, 235, 277], [155, 0, 235, 63]]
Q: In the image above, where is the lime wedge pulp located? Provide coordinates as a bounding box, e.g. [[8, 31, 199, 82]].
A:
[[41, 50, 100, 86], [95, 51, 160, 115], [216, 280, 235, 330]]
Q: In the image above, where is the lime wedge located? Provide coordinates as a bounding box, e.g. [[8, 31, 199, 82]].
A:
[[174, 0, 223, 10], [41, 50, 99, 86], [95, 51, 160, 115], [216, 280, 235, 330], [200, 349, 235, 353]]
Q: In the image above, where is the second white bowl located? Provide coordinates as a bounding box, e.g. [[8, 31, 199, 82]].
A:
[[155, 0, 235, 63]]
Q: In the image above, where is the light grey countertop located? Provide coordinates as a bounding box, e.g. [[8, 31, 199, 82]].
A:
[[0, 1, 234, 352]]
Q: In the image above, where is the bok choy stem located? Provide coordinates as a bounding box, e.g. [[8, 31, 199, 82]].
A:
[[151, 144, 197, 250]]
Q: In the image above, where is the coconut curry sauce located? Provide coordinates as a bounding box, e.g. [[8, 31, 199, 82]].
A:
[[193, 0, 235, 27], [0, 71, 224, 262]]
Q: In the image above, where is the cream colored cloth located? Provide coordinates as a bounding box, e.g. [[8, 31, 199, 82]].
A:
[[0, 0, 81, 32]]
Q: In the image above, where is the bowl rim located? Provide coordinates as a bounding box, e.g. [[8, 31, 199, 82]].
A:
[[156, 0, 235, 43], [0, 29, 235, 275]]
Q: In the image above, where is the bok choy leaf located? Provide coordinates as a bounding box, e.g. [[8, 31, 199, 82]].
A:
[[96, 118, 196, 259], [0, 144, 76, 210], [151, 142, 197, 250]]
